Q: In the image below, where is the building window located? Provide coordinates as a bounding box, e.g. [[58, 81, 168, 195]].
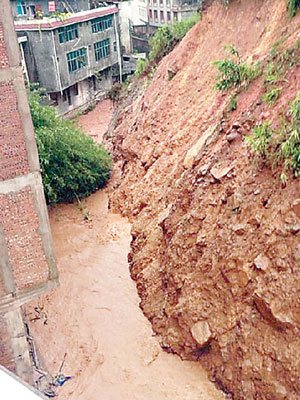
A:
[[160, 10, 164, 21], [91, 15, 113, 33], [94, 39, 110, 61], [67, 48, 87, 72], [49, 92, 58, 106], [159, 0, 164, 6], [153, 0, 157, 5], [173, 11, 178, 20], [154, 9, 158, 21], [149, 9, 153, 20], [17, 0, 27, 15], [58, 24, 78, 44], [139, 7, 147, 18], [113, 41, 117, 52], [166, 0, 170, 7], [167, 11, 171, 21], [73, 83, 79, 96]]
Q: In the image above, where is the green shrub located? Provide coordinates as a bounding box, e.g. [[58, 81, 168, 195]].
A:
[[213, 45, 261, 91], [135, 58, 148, 78], [244, 122, 273, 158], [262, 86, 282, 105], [288, 0, 300, 16], [135, 13, 201, 77], [29, 88, 112, 204], [280, 92, 300, 175], [245, 92, 300, 177], [263, 61, 281, 85], [227, 94, 238, 111], [290, 91, 300, 122]]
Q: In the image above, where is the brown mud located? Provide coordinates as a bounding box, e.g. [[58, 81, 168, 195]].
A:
[[25, 101, 224, 399]]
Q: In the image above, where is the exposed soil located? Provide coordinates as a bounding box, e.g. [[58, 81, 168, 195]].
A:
[[24, 101, 224, 399], [106, 1, 300, 399], [77, 99, 113, 143]]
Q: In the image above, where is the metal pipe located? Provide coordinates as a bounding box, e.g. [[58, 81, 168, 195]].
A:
[[51, 30, 63, 94]]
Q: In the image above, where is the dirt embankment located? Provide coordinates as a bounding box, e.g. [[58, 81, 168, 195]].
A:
[[107, 1, 300, 398]]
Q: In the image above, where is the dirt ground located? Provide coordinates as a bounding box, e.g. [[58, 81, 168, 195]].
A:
[[77, 99, 113, 143], [24, 101, 224, 400]]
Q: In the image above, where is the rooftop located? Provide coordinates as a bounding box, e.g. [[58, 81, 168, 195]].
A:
[[14, 6, 118, 31]]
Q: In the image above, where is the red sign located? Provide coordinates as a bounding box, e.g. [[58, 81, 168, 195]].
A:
[[48, 1, 56, 12]]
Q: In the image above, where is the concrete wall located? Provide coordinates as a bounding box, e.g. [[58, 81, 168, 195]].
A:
[[0, 0, 58, 383], [54, 68, 113, 115], [118, 0, 147, 53]]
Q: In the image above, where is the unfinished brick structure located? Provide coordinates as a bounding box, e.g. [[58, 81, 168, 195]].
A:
[[0, 0, 58, 383]]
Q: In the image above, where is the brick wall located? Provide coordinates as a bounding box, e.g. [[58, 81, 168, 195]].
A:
[[0, 1, 58, 381]]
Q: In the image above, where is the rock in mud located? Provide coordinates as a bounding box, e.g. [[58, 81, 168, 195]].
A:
[[253, 254, 271, 271], [190, 321, 212, 347]]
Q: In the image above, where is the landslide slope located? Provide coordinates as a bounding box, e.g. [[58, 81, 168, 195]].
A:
[[108, 1, 300, 398]]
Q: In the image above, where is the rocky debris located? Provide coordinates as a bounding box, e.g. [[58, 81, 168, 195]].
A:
[[292, 198, 300, 218], [284, 211, 300, 234], [253, 253, 271, 271], [232, 223, 245, 235], [183, 125, 217, 169], [167, 67, 178, 81], [211, 165, 233, 181], [254, 293, 295, 327], [157, 204, 172, 226], [107, 0, 300, 398], [190, 321, 212, 347], [226, 131, 239, 142]]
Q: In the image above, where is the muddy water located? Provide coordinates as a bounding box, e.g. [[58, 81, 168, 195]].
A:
[[25, 100, 224, 399], [27, 190, 224, 400]]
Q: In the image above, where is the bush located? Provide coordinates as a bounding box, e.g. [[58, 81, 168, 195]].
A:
[[288, 0, 300, 16], [262, 86, 282, 105], [213, 45, 261, 91], [245, 92, 300, 178], [280, 92, 300, 175], [244, 122, 273, 159], [29, 89, 112, 204], [135, 13, 201, 77]]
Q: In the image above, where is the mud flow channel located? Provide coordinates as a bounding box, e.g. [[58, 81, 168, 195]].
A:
[[25, 101, 225, 400]]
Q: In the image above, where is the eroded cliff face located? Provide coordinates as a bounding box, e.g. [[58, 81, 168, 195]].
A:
[[107, 1, 300, 398]]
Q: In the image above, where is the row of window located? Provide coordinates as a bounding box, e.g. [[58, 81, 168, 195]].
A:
[[91, 15, 113, 33], [149, 9, 175, 22], [58, 15, 113, 44], [58, 24, 78, 43], [67, 39, 112, 73], [149, 0, 171, 7]]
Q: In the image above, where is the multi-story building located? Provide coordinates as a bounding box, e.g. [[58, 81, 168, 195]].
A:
[[14, 4, 122, 115], [10, 0, 90, 19], [148, 0, 198, 27]]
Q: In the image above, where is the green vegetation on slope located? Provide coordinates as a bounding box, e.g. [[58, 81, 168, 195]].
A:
[[135, 13, 201, 78], [213, 45, 261, 91], [245, 92, 300, 178], [29, 88, 112, 204]]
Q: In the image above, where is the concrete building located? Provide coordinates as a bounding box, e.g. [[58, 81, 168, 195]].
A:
[[14, 5, 122, 115], [10, 0, 90, 19], [148, 0, 198, 27], [0, 0, 58, 384]]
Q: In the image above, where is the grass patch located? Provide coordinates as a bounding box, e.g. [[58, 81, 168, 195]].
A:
[[213, 45, 261, 91], [262, 86, 282, 105], [245, 92, 300, 178]]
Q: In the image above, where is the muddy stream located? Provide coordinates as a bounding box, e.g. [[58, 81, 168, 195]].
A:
[[25, 101, 225, 400]]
